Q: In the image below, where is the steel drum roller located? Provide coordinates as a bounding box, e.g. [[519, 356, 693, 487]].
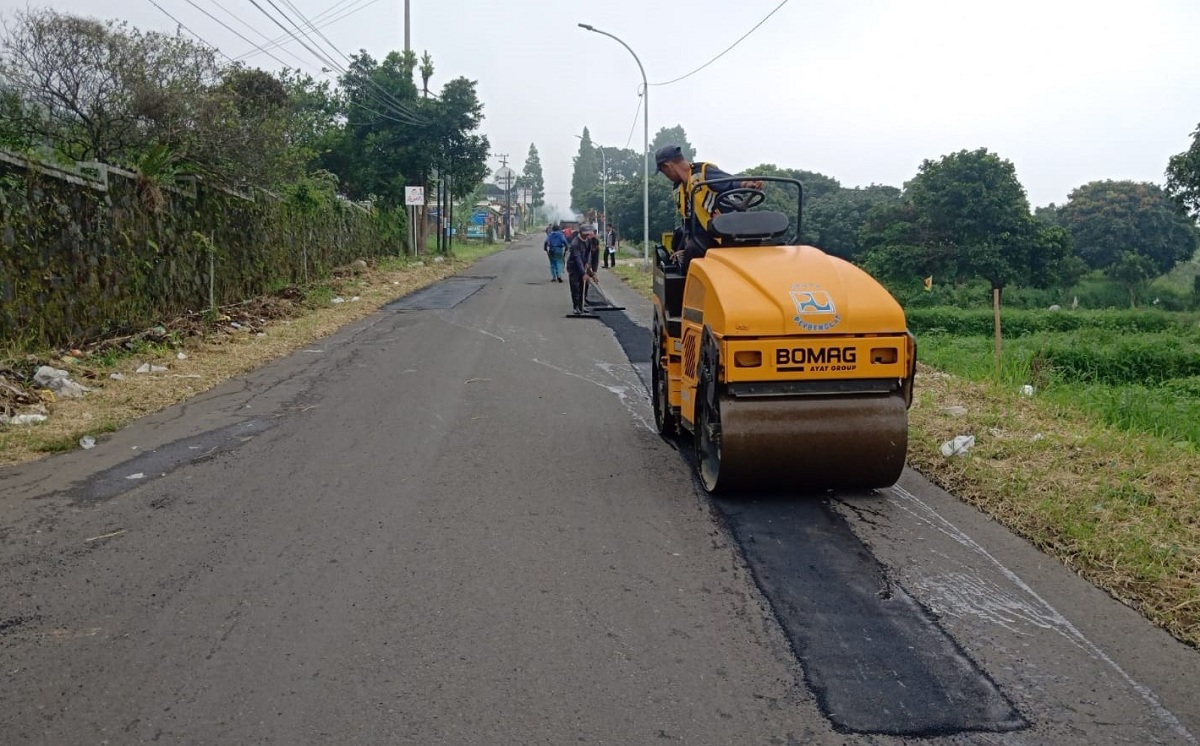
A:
[[713, 393, 908, 492]]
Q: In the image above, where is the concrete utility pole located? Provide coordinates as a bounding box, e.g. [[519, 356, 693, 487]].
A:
[[498, 153, 512, 241], [404, 0, 411, 51]]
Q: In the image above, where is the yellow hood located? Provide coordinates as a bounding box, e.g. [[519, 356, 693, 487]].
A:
[[687, 245, 907, 337]]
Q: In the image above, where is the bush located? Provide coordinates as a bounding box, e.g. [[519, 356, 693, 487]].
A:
[[906, 307, 1195, 338], [1035, 331, 1200, 385]]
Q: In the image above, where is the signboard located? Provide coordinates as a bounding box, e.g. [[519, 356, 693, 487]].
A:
[[493, 166, 515, 184], [404, 186, 425, 206]]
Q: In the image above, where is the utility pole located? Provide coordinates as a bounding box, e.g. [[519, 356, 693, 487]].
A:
[[498, 153, 512, 241], [404, 0, 411, 51]]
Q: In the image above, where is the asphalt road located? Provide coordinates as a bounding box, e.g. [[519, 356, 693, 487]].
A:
[[2, 235, 1198, 745]]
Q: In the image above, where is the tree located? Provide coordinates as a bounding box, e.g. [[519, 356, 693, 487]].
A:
[[860, 148, 1080, 294], [1166, 121, 1200, 218], [603, 173, 677, 244], [570, 127, 601, 211], [650, 125, 695, 160], [521, 143, 545, 208], [0, 8, 221, 165], [904, 148, 1035, 291], [740, 163, 841, 241], [598, 146, 641, 183], [805, 185, 901, 260], [419, 51, 434, 97], [1059, 180, 1198, 275], [1107, 251, 1158, 307]]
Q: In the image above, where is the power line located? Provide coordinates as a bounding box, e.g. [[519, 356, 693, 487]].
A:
[[650, 0, 789, 86], [248, 0, 425, 125], [249, 0, 426, 124], [200, 0, 314, 70], [193, 0, 417, 127], [235, 0, 380, 61], [177, 0, 295, 69], [274, 0, 428, 117], [146, 0, 235, 62], [623, 87, 643, 150]]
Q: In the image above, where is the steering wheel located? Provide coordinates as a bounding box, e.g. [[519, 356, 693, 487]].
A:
[[714, 187, 766, 213]]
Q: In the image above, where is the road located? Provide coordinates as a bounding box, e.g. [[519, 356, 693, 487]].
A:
[[2, 234, 1198, 745]]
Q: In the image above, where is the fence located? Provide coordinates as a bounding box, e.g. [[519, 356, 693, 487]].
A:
[[0, 150, 396, 350]]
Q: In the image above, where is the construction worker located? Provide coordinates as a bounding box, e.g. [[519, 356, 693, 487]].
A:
[[655, 144, 761, 269], [544, 224, 568, 282], [565, 224, 598, 314]]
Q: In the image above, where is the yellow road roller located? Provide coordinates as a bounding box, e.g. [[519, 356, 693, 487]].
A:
[[651, 176, 915, 493]]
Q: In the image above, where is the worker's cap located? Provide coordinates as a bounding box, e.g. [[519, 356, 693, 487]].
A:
[[655, 144, 684, 167]]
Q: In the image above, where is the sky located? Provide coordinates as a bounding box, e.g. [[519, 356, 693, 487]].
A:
[[3, 0, 1198, 213]]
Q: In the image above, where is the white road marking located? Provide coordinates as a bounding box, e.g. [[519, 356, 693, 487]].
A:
[[890, 484, 1196, 744]]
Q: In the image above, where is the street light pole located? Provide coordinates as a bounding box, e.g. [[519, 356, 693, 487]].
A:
[[578, 23, 649, 266]]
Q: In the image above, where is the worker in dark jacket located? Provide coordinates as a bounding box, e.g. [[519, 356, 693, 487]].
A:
[[566, 224, 598, 314]]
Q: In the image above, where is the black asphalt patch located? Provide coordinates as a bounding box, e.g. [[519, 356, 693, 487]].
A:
[[716, 495, 1024, 736], [384, 275, 493, 311], [67, 418, 275, 505], [595, 307, 1024, 736]]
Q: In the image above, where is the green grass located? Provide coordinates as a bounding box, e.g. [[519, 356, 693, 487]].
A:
[[917, 310, 1200, 447]]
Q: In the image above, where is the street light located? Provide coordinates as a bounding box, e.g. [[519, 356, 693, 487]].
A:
[[578, 23, 649, 266], [574, 134, 606, 242]]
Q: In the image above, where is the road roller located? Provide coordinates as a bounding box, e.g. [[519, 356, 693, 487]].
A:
[[651, 176, 915, 493]]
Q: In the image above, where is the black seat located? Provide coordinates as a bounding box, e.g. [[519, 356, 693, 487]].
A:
[[711, 211, 789, 246]]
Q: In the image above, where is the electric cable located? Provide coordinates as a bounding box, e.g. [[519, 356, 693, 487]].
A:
[[623, 86, 643, 150], [146, 0, 235, 62], [650, 0, 788, 86], [247, 0, 426, 124]]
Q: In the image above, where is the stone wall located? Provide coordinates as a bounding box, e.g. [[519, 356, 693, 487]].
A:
[[0, 151, 394, 349]]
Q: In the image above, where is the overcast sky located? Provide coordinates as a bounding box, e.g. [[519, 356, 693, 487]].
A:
[[3, 0, 1198, 212]]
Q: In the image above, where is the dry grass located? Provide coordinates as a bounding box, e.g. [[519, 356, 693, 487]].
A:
[[0, 251, 500, 467], [909, 365, 1200, 647], [608, 271, 1200, 648]]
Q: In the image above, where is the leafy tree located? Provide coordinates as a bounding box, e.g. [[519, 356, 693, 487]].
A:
[[521, 143, 545, 208], [0, 8, 221, 165], [0, 83, 31, 151], [804, 185, 900, 260], [904, 148, 1036, 291], [1166, 121, 1200, 217], [1107, 251, 1158, 307], [1059, 180, 1198, 275], [570, 127, 601, 211], [603, 173, 677, 245], [433, 77, 489, 200], [278, 69, 341, 171], [419, 51, 434, 97], [739, 163, 840, 241], [1033, 203, 1063, 227], [860, 148, 1079, 294], [650, 125, 695, 160], [598, 146, 642, 184]]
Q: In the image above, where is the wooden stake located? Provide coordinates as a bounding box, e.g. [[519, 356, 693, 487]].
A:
[[993, 286, 1002, 377]]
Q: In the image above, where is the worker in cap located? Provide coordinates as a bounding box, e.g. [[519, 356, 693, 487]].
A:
[[565, 224, 598, 314], [655, 144, 762, 269]]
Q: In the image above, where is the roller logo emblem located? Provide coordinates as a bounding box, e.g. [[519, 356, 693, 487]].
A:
[[790, 284, 841, 331]]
